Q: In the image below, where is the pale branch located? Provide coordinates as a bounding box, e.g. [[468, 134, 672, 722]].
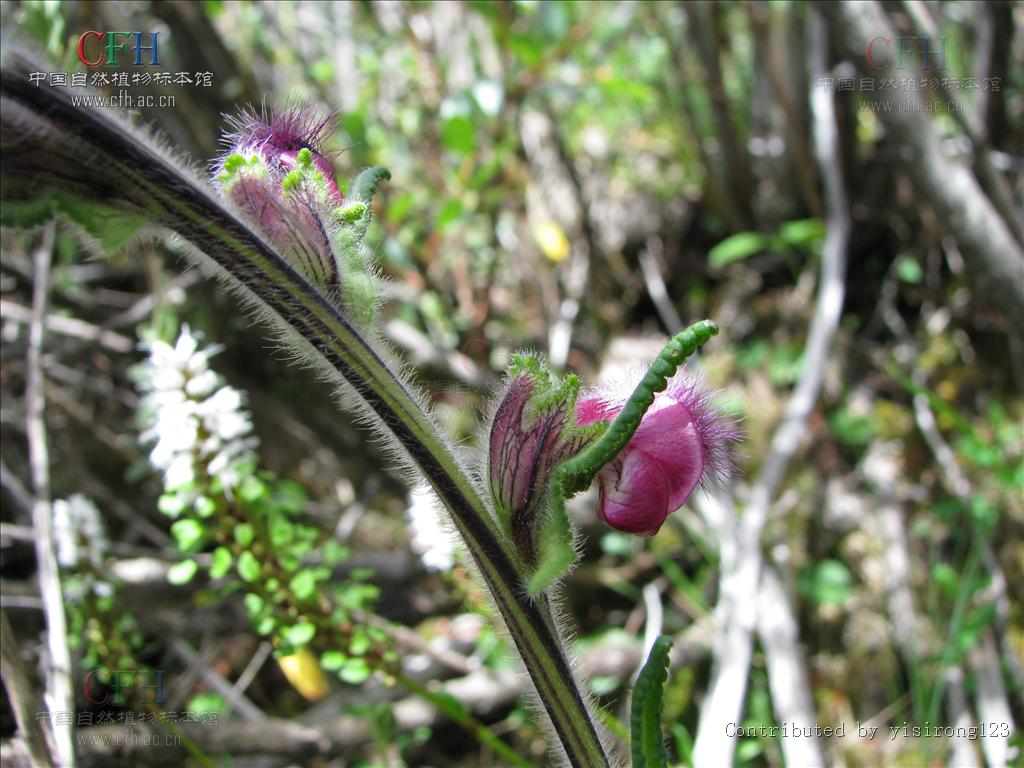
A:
[[24, 223, 77, 768], [757, 568, 825, 767], [168, 639, 266, 722], [969, 632, 1017, 768], [0, 610, 56, 767], [638, 238, 684, 335], [820, 0, 1024, 329], [1, 299, 135, 353], [943, 666, 981, 768], [693, 10, 848, 764]]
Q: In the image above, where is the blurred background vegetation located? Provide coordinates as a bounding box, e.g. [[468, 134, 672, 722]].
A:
[[0, 1, 1021, 766]]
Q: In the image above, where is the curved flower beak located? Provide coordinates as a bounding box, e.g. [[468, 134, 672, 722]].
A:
[[576, 375, 741, 536]]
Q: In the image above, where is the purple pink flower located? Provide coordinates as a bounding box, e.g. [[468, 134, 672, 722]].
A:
[[575, 375, 742, 536]]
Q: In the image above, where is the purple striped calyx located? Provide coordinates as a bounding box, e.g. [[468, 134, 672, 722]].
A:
[[488, 355, 600, 564]]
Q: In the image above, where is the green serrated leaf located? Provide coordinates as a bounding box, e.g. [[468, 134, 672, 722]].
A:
[[349, 166, 391, 203], [631, 636, 673, 768]]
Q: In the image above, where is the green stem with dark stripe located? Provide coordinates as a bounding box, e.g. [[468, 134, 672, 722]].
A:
[[1, 51, 608, 768]]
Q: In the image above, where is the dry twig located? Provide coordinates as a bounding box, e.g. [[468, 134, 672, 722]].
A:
[[24, 224, 77, 767]]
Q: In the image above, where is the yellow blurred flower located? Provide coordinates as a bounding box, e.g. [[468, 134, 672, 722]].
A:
[[277, 646, 329, 701], [532, 220, 571, 262]]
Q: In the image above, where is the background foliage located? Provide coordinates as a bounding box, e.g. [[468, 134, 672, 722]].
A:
[[1, 1, 1021, 766]]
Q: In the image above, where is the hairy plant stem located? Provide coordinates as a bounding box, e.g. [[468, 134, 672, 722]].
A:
[[1, 52, 609, 767]]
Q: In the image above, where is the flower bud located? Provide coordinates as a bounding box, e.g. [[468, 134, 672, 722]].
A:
[[575, 375, 741, 536], [488, 356, 595, 563], [225, 108, 343, 203], [213, 108, 387, 328], [214, 109, 345, 296]]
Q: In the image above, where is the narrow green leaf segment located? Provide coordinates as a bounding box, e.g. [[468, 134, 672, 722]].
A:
[[528, 320, 719, 595], [631, 635, 673, 768]]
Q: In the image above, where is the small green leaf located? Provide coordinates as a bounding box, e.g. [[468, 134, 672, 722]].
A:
[[238, 478, 267, 503], [441, 115, 476, 155], [210, 547, 232, 580], [931, 563, 958, 597], [290, 570, 317, 601], [269, 516, 294, 548], [158, 493, 187, 518], [187, 691, 226, 715], [322, 540, 350, 567], [255, 616, 276, 636], [274, 480, 308, 514], [800, 559, 853, 606], [171, 519, 206, 552], [897, 256, 923, 284], [286, 622, 317, 647], [708, 232, 766, 268], [631, 636, 673, 768], [828, 409, 875, 447], [339, 658, 372, 684], [237, 551, 261, 583], [779, 218, 825, 249], [194, 496, 216, 518], [233, 523, 254, 548], [321, 651, 348, 671], [310, 57, 335, 84], [600, 532, 636, 557], [348, 630, 371, 656], [167, 559, 199, 586], [243, 593, 265, 619], [55, 194, 150, 251], [437, 198, 463, 231]]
